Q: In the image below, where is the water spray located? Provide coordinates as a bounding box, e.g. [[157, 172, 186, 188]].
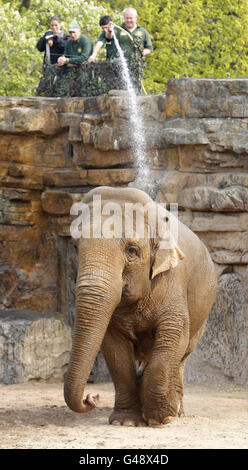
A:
[[111, 27, 154, 196]]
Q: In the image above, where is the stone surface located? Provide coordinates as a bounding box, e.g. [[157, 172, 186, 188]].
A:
[[0, 310, 72, 384], [186, 273, 248, 385], [158, 172, 248, 209], [73, 144, 134, 168], [41, 190, 77, 215], [161, 118, 248, 153], [195, 232, 248, 264], [0, 103, 61, 136], [0, 133, 72, 167], [159, 145, 248, 173], [0, 226, 58, 312], [161, 78, 248, 118], [43, 168, 135, 187], [179, 211, 248, 233]]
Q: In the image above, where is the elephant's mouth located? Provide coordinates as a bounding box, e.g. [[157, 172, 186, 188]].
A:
[[120, 278, 130, 299], [120, 284, 140, 305]]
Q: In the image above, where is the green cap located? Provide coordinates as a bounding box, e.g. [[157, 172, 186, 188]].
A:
[[68, 20, 80, 31]]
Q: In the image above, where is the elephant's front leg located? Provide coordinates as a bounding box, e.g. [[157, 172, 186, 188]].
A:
[[101, 326, 146, 427], [140, 319, 189, 426]]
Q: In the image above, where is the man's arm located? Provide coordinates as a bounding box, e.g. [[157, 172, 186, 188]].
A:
[[88, 41, 104, 63], [142, 29, 153, 56]]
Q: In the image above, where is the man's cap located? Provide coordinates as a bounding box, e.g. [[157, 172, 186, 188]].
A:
[[68, 21, 80, 31]]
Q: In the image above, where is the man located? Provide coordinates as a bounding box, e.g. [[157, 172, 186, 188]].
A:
[[88, 15, 117, 62], [116, 7, 153, 60], [88, 9, 152, 93], [51, 20, 93, 97], [58, 20, 93, 66], [88, 9, 152, 63]]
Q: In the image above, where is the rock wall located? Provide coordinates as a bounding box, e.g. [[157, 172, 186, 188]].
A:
[[0, 79, 247, 385]]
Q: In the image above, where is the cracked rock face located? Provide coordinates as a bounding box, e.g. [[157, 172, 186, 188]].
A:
[[185, 273, 248, 386], [0, 311, 72, 384]]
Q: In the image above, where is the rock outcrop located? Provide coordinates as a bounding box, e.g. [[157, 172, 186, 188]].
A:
[[0, 79, 247, 385], [0, 310, 72, 383]]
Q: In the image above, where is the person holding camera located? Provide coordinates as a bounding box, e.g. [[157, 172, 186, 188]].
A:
[[37, 16, 67, 67]]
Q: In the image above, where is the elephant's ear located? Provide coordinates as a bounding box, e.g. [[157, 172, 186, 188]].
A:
[[151, 239, 185, 280]]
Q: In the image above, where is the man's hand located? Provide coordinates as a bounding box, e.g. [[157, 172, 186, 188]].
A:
[[105, 22, 113, 39], [87, 41, 103, 63], [107, 22, 114, 33], [142, 48, 151, 57], [88, 54, 96, 63], [58, 55, 68, 66]]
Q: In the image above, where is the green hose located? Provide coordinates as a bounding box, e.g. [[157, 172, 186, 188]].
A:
[[113, 23, 134, 41], [112, 23, 147, 95]]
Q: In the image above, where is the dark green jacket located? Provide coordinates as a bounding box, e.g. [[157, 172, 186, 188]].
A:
[[116, 23, 153, 59], [98, 30, 118, 59], [65, 34, 93, 64], [98, 23, 153, 60]]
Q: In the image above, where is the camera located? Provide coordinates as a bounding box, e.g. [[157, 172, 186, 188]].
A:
[[45, 31, 54, 41]]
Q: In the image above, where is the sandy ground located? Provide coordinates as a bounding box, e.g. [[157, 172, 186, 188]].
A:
[[0, 380, 247, 450]]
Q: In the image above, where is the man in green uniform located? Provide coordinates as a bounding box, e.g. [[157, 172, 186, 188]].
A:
[[55, 20, 93, 96], [115, 8, 153, 61], [88, 8, 152, 93], [88, 15, 117, 61], [58, 20, 93, 66]]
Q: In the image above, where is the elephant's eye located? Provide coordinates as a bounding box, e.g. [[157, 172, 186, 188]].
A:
[[126, 245, 140, 259]]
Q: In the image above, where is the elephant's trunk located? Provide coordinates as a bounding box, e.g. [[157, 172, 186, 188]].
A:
[[64, 240, 122, 413]]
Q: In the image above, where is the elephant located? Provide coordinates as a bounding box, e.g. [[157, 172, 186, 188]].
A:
[[64, 186, 217, 427]]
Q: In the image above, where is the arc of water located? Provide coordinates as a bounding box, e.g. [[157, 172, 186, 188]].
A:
[[112, 30, 149, 184]]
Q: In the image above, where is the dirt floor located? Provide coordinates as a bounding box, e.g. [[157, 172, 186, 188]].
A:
[[0, 380, 247, 450]]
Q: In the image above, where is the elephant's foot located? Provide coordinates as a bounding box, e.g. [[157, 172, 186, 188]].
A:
[[109, 409, 147, 427], [142, 413, 174, 427], [142, 401, 180, 427]]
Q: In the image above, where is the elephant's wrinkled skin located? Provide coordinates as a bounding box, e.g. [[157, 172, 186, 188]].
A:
[[64, 187, 217, 427]]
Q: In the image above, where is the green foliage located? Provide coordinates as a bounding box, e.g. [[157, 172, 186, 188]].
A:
[[1, 0, 248, 96], [100, 0, 248, 93], [0, 6, 36, 95]]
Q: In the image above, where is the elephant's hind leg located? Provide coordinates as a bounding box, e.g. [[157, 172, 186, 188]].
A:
[[101, 327, 147, 427]]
